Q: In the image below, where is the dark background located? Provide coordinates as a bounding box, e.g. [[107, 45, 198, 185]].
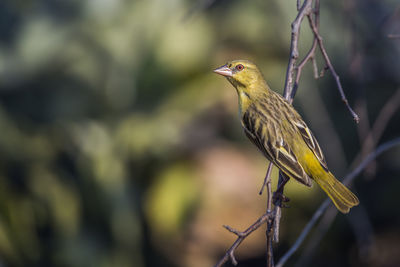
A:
[[0, 0, 399, 266]]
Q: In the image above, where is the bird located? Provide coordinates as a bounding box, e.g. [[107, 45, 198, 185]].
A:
[[213, 60, 359, 213]]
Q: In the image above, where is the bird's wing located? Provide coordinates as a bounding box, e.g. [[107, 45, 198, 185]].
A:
[[242, 111, 312, 187], [294, 121, 328, 171]]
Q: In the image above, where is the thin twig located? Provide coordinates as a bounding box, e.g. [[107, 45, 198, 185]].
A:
[[216, 162, 275, 267], [263, 0, 316, 255], [293, 36, 318, 95], [276, 2, 315, 254], [271, 0, 313, 264], [264, 162, 274, 267], [266, 217, 275, 267], [274, 0, 316, 252], [283, 0, 313, 99], [308, 16, 360, 123], [276, 137, 400, 267], [214, 211, 275, 267], [272, 173, 289, 242], [259, 162, 274, 197], [293, 0, 320, 96]]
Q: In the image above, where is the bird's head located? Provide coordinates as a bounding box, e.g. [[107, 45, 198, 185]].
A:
[[213, 60, 265, 91]]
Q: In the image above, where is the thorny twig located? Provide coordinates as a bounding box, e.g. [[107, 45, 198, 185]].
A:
[[275, 137, 400, 267]]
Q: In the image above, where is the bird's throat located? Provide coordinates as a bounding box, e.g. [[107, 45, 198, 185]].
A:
[[237, 90, 251, 116]]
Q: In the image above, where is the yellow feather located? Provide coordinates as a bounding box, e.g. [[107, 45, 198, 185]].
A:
[[313, 172, 359, 213]]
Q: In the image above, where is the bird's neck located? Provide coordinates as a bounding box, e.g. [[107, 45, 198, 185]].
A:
[[236, 81, 271, 116]]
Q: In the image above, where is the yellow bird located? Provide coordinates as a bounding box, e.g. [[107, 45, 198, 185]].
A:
[[214, 60, 359, 213]]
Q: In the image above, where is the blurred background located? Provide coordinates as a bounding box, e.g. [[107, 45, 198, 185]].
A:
[[0, 0, 400, 266]]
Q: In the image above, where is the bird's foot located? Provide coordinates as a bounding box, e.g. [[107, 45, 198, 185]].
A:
[[273, 191, 290, 204]]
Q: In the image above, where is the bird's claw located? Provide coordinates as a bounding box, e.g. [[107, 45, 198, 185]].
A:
[[273, 191, 290, 204]]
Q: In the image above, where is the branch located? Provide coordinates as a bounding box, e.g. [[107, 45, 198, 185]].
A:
[[264, 163, 274, 267], [276, 137, 400, 267], [215, 163, 275, 267], [307, 14, 360, 123], [293, 0, 320, 98], [276, 1, 315, 256], [259, 162, 274, 202], [214, 211, 275, 267], [283, 0, 313, 100]]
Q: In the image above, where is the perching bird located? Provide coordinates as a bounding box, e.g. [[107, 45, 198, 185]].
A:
[[214, 60, 359, 213]]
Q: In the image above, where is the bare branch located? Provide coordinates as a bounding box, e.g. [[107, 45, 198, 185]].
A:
[[216, 162, 276, 267], [265, 163, 274, 267], [259, 162, 274, 198], [272, 173, 289, 243], [214, 211, 275, 267], [307, 16, 360, 123], [275, 2, 317, 257], [283, 0, 313, 100], [276, 137, 400, 267], [293, 36, 318, 93], [216, 162, 277, 267], [293, 0, 320, 92]]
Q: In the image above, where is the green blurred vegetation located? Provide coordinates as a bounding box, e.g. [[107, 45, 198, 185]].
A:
[[0, 0, 399, 266]]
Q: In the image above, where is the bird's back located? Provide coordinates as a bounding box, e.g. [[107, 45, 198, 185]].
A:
[[241, 88, 330, 185]]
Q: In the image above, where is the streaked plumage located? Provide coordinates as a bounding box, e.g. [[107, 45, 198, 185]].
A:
[[214, 60, 359, 213]]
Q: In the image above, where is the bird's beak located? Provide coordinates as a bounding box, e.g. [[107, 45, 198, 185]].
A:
[[213, 64, 233, 77]]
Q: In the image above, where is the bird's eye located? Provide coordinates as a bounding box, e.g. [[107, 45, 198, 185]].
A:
[[236, 64, 244, 71]]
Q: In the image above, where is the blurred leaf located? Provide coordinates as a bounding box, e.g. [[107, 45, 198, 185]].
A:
[[145, 163, 199, 237]]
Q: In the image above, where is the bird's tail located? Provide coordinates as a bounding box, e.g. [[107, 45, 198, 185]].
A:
[[314, 172, 359, 213]]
